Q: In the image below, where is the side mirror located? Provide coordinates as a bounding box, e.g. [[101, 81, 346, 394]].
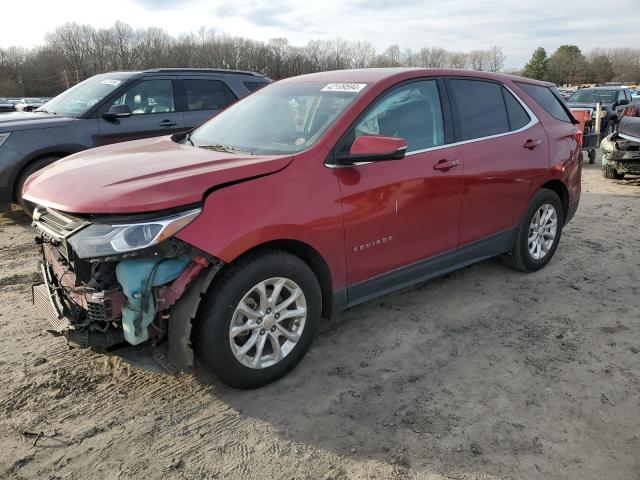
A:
[[337, 135, 406, 165], [102, 104, 132, 120]]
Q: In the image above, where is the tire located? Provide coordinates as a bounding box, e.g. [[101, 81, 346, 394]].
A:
[[602, 163, 624, 180], [502, 189, 564, 273], [193, 249, 321, 389], [15, 156, 61, 217], [588, 149, 596, 164]]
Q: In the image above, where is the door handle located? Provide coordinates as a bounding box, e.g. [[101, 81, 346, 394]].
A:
[[433, 159, 459, 171], [158, 120, 177, 127], [524, 139, 542, 150]]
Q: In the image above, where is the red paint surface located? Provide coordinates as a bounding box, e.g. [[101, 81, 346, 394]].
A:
[[25, 69, 581, 294]]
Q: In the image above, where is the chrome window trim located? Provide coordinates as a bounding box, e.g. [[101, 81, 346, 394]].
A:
[[327, 84, 539, 168]]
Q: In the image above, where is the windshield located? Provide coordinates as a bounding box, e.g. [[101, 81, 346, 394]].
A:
[[568, 89, 616, 103], [189, 81, 367, 155], [37, 74, 129, 117]]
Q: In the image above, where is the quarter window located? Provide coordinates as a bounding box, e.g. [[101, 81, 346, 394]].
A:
[[502, 87, 530, 131], [449, 79, 509, 141], [243, 81, 268, 92], [110, 79, 175, 115], [184, 79, 236, 111], [517, 82, 573, 123], [353, 80, 445, 152]]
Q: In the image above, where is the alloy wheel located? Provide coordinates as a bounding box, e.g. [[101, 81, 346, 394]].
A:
[[527, 204, 558, 260], [229, 277, 307, 369]]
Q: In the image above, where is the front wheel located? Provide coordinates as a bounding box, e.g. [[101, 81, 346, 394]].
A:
[[602, 163, 624, 180], [193, 250, 321, 389], [503, 189, 563, 272]]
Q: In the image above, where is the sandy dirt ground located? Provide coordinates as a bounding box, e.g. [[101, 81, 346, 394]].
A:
[[1, 158, 639, 480]]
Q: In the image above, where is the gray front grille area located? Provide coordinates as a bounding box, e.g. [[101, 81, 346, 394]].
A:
[[33, 206, 89, 241]]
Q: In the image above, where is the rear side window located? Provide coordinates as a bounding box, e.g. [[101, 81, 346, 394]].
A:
[[517, 82, 572, 123], [502, 88, 530, 131], [449, 79, 509, 141], [183, 79, 236, 111], [244, 81, 268, 92]]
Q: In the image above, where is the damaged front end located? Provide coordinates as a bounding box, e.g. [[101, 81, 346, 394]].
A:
[[601, 117, 640, 176], [32, 206, 222, 371]]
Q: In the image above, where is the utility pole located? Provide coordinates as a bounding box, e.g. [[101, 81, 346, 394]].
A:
[[63, 70, 69, 89]]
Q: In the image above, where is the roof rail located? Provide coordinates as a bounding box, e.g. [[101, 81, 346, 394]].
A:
[[142, 68, 262, 77]]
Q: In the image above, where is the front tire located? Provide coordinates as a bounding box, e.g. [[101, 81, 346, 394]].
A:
[[193, 250, 321, 389], [503, 189, 563, 272], [602, 163, 624, 180]]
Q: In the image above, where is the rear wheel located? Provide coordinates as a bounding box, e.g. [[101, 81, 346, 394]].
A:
[[193, 250, 321, 389], [588, 149, 596, 164], [503, 189, 563, 272], [15, 156, 61, 217]]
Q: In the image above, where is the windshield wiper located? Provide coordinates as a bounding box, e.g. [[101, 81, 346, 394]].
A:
[[34, 108, 56, 115], [198, 143, 253, 155]]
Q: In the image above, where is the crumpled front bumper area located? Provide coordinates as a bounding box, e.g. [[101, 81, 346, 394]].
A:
[[36, 242, 125, 347], [33, 230, 222, 371], [601, 131, 640, 174]]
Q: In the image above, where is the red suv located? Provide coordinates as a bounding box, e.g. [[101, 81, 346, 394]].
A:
[[25, 69, 581, 389]]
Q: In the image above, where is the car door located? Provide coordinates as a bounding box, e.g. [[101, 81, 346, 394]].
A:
[[179, 77, 238, 129], [97, 77, 184, 146], [333, 79, 464, 301], [614, 90, 629, 121], [447, 78, 549, 253]]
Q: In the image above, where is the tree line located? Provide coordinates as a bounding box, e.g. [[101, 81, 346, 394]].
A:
[[1, 22, 638, 97], [0, 21, 506, 96], [521, 45, 640, 86]]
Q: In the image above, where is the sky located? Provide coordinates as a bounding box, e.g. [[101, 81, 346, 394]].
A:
[[2, 0, 639, 69]]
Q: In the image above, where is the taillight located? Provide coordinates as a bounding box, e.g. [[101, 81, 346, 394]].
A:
[[575, 129, 583, 147]]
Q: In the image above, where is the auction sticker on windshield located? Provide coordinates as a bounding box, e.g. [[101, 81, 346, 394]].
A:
[[321, 83, 367, 93], [101, 79, 122, 86]]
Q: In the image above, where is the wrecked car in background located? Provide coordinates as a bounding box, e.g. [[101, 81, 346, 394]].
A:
[[23, 69, 581, 389], [601, 116, 640, 179]]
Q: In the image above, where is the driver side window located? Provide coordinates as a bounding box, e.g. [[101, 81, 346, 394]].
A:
[[618, 90, 626, 103], [353, 80, 444, 153], [110, 79, 175, 115]]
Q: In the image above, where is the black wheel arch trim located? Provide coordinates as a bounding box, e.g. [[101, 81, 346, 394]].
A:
[[10, 143, 86, 200]]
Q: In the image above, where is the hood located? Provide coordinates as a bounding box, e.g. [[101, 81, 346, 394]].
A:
[[0, 111, 73, 132], [23, 136, 294, 214], [618, 116, 640, 143]]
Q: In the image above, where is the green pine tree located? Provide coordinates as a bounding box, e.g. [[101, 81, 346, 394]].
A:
[[523, 47, 548, 80]]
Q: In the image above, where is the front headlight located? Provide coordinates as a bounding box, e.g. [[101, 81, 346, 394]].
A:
[[67, 208, 201, 258], [0, 132, 11, 147]]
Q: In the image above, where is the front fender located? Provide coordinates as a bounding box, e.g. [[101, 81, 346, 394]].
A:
[[175, 156, 346, 291]]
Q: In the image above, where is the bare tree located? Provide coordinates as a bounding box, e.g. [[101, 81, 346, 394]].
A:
[[446, 51, 468, 69], [487, 46, 505, 72], [419, 47, 448, 68]]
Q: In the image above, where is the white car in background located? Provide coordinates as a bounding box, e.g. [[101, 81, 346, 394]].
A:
[[15, 98, 45, 112]]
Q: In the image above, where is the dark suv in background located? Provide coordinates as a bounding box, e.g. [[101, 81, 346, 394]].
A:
[[566, 86, 633, 135], [0, 68, 270, 212]]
